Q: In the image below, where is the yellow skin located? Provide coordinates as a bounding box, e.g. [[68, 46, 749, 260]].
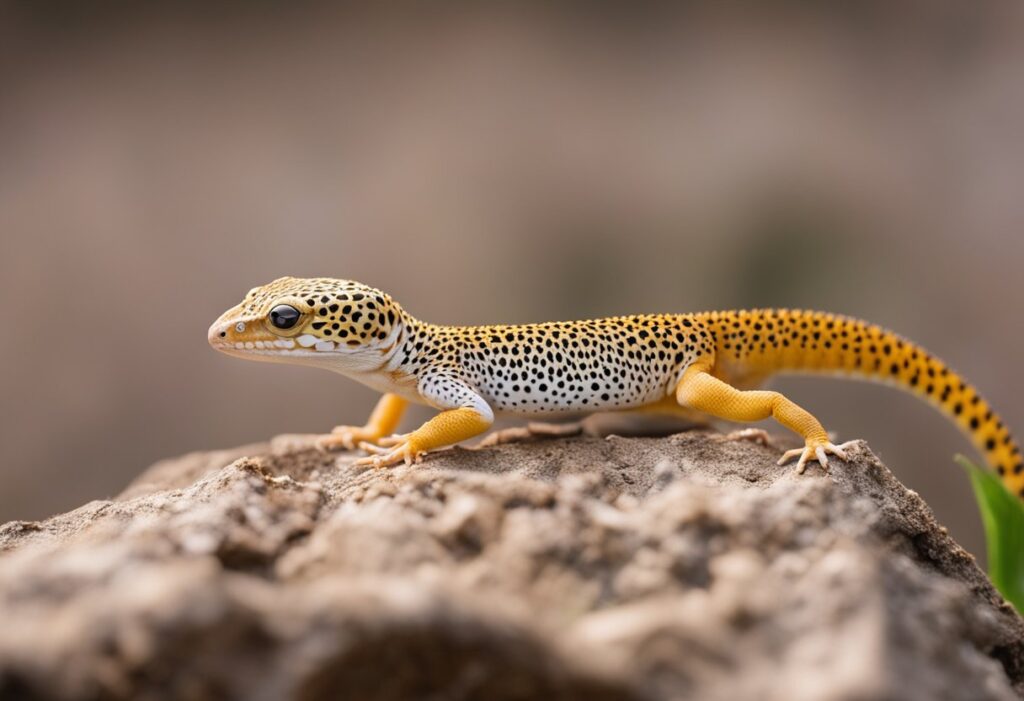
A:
[[209, 277, 1023, 495]]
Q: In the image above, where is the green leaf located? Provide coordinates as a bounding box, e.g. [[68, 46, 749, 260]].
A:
[[958, 454, 1024, 614]]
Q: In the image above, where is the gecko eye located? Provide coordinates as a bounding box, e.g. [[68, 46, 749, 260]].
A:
[[269, 304, 300, 329]]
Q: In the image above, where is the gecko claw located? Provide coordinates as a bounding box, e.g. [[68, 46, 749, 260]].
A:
[[778, 440, 853, 474]]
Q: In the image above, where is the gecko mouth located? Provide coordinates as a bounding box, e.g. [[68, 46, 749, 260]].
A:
[[209, 333, 358, 354], [211, 338, 301, 352]]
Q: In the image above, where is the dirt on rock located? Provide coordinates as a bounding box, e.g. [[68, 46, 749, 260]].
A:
[[1, 426, 1022, 701]]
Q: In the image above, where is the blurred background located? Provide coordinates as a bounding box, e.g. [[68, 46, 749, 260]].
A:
[[1, 2, 1021, 561]]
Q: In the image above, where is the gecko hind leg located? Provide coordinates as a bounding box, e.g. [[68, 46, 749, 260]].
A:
[[675, 363, 852, 473]]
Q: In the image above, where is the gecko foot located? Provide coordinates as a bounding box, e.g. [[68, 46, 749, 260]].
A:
[[477, 421, 584, 448], [718, 428, 773, 447], [777, 439, 857, 474], [354, 436, 425, 468], [315, 425, 386, 452]]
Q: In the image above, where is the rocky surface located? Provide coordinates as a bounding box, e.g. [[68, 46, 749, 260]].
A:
[[1, 424, 1023, 701]]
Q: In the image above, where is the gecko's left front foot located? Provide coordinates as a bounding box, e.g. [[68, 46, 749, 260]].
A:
[[315, 424, 387, 452], [777, 438, 857, 474], [353, 434, 426, 468]]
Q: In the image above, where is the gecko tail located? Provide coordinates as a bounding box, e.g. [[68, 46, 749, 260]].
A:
[[709, 309, 1023, 496]]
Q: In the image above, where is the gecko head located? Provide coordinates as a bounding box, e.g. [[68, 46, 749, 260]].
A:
[[208, 277, 405, 369]]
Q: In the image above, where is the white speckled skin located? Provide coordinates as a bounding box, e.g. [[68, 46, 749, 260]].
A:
[[420, 318, 707, 416]]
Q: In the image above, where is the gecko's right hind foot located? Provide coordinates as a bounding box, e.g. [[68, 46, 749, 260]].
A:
[[777, 439, 856, 474]]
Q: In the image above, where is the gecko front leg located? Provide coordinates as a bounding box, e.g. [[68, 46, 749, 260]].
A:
[[316, 393, 408, 451], [356, 372, 494, 468]]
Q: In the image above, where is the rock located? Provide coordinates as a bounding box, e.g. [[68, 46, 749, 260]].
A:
[[0, 429, 1022, 701]]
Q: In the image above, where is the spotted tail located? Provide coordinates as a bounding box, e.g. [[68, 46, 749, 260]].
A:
[[706, 309, 1023, 495]]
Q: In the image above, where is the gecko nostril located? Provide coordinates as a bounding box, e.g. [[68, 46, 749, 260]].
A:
[[219, 331, 226, 338]]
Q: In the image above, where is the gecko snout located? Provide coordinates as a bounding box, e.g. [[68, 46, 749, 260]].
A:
[[208, 313, 249, 348], [207, 320, 230, 347]]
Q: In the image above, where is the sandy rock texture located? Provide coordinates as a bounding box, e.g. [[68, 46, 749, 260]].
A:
[[1, 426, 1022, 701]]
